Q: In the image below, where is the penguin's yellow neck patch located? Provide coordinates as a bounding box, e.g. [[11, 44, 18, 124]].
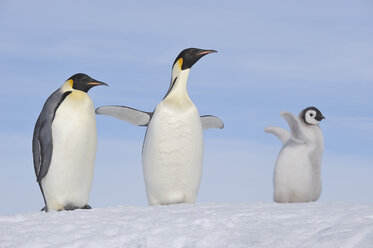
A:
[[69, 90, 87, 101], [177, 58, 183, 70], [61, 80, 74, 91]]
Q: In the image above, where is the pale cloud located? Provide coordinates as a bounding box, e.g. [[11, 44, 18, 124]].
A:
[[322, 152, 373, 202], [326, 116, 373, 136]]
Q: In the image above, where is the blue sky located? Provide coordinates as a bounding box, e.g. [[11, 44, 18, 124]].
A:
[[0, 0, 372, 214]]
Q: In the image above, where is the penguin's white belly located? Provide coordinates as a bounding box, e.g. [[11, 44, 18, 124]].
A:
[[274, 144, 321, 203], [142, 104, 203, 205], [42, 92, 97, 210]]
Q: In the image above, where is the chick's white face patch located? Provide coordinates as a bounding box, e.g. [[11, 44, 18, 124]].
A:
[[305, 110, 320, 125]]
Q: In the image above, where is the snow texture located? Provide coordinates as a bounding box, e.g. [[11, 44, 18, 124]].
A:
[[1, 203, 373, 248]]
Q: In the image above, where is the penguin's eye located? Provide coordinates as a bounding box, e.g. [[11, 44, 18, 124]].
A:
[[310, 113, 314, 117]]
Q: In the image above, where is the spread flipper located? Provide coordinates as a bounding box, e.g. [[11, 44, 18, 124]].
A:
[[281, 111, 305, 142], [264, 126, 291, 144], [200, 115, 224, 130], [96, 105, 152, 126]]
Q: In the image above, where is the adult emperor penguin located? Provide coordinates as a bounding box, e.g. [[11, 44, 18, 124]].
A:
[[32, 73, 108, 212], [265, 107, 325, 203], [96, 48, 224, 205]]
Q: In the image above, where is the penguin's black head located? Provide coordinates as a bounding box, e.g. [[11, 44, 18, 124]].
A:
[[300, 106, 325, 125], [172, 48, 217, 70], [67, 73, 108, 93]]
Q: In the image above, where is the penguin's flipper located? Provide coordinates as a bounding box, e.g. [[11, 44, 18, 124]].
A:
[[96, 105, 152, 126], [264, 126, 291, 144], [200, 115, 224, 130], [281, 111, 305, 142], [33, 90, 72, 182]]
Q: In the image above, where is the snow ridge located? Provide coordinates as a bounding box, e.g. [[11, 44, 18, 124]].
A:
[[1, 203, 373, 248]]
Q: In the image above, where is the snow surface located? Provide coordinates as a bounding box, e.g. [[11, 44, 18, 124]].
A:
[[1, 203, 373, 248]]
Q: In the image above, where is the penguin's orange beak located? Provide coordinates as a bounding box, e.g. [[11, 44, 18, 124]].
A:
[[196, 50, 217, 56], [86, 81, 108, 87]]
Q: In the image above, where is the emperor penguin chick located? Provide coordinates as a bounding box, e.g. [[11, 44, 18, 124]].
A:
[[32, 73, 108, 211], [265, 107, 325, 203], [96, 48, 224, 205]]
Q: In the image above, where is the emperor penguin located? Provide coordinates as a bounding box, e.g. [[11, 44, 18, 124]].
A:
[[265, 107, 325, 203], [96, 48, 224, 205], [32, 73, 108, 212]]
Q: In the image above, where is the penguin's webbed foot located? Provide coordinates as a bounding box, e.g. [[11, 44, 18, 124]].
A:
[[63, 204, 92, 211], [82, 204, 92, 209], [40, 206, 47, 212], [63, 205, 79, 211]]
